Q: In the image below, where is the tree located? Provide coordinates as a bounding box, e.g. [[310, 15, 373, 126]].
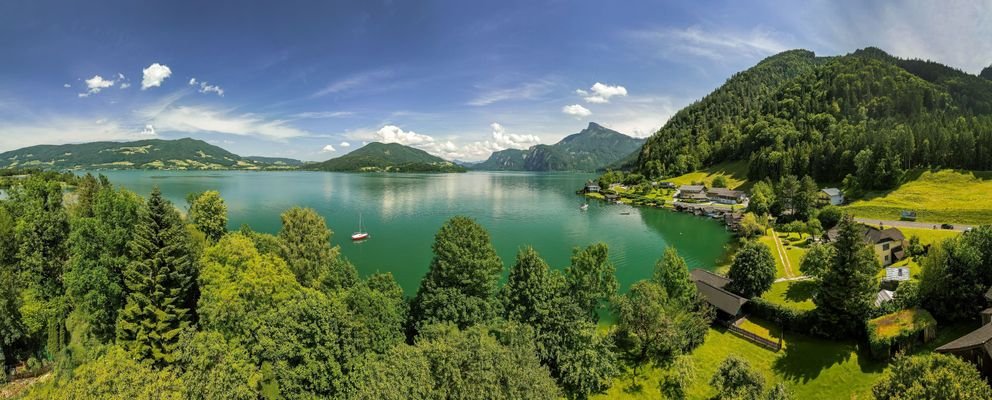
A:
[[117, 187, 196, 366], [774, 175, 800, 218], [711, 175, 729, 188], [652, 247, 696, 305], [565, 243, 618, 322], [747, 180, 776, 216], [658, 356, 695, 400], [410, 217, 503, 333], [188, 191, 227, 242], [872, 353, 991, 400], [176, 330, 260, 400], [727, 241, 776, 298], [792, 175, 819, 221], [738, 213, 765, 240], [35, 346, 186, 400], [765, 383, 793, 400], [501, 247, 559, 325], [815, 205, 842, 229], [920, 237, 986, 321], [709, 355, 765, 400], [613, 281, 709, 381], [813, 216, 879, 337], [277, 207, 356, 290], [799, 243, 834, 281]]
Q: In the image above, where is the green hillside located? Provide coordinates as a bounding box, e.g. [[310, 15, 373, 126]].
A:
[[635, 47, 992, 192], [244, 156, 305, 167], [475, 122, 644, 171], [305, 142, 466, 172], [0, 138, 299, 170]]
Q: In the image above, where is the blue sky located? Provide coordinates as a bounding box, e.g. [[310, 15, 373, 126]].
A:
[[1, 0, 990, 161]]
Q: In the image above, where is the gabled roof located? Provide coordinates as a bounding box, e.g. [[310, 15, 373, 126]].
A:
[[936, 323, 992, 353], [875, 289, 895, 307], [679, 185, 705, 192], [826, 225, 905, 244], [691, 269, 730, 288], [707, 188, 745, 198], [821, 188, 842, 196]]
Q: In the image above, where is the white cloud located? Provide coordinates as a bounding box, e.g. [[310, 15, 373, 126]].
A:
[[143, 105, 308, 140], [579, 82, 628, 103], [322, 144, 336, 152], [346, 125, 466, 160], [141, 63, 172, 89], [562, 104, 592, 117], [79, 75, 115, 97], [340, 141, 351, 147], [140, 124, 156, 136], [458, 123, 543, 160], [0, 118, 155, 151], [468, 80, 554, 106], [188, 77, 224, 96], [292, 111, 354, 119], [313, 69, 392, 97], [120, 82, 131, 89], [628, 26, 791, 62], [63, 83, 71, 88], [372, 125, 436, 146]]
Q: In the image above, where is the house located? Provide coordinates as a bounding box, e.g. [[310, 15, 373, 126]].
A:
[[583, 181, 600, 193], [883, 267, 911, 283], [827, 225, 907, 266], [690, 269, 748, 321], [821, 188, 844, 205], [677, 185, 708, 202], [936, 317, 992, 379], [874, 289, 896, 307], [658, 182, 676, 189], [707, 188, 747, 205]]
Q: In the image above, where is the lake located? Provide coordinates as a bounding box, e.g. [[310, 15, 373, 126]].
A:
[[92, 170, 733, 294]]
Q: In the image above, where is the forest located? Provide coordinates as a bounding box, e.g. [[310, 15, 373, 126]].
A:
[[635, 48, 992, 192], [2, 172, 991, 399]]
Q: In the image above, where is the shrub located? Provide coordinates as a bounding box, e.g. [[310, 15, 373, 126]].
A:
[[743, 298, 814, 335], [865, 308, 937, 360]]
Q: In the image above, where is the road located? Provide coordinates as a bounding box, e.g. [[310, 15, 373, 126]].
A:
[[853, 217, 973, 232]]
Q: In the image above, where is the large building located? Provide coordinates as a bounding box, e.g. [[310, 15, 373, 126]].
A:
[[828, 225, 906, 266], [707, 188, 747, 204]]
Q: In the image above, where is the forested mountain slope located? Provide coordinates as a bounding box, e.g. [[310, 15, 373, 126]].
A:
[[635, 48, 992, 191], [305, 142, 466, 172], [476, 123, 644, 171]]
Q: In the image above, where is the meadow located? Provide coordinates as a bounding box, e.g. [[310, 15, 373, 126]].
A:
[[845, 169, 992, 225]]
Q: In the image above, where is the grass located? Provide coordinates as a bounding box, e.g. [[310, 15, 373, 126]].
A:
[[761, 280, 817, 311], [867, 308, 936, 341], [898, 226, 961, 246], [595, 326, 885, 400], [663, 161, 750, 190], [844, 169, 992, 225]]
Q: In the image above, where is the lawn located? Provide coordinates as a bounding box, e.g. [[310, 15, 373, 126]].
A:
[[844, 169, 992, 225], [761, 280, 816, 311], [898, 226, 961, 246], [595, 326, 885, 400], [663, 161, 750, 191], [758, 234, 789, 278]]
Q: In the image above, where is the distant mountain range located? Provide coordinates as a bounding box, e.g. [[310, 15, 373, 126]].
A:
[[0, 138, 301, 170], [305, 142, 467, 173], [474, 122, 644, 171]]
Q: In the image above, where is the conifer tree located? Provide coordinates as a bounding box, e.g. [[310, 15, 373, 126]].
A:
[[813, 216, 879, 337], [117, 187, 195, 366]]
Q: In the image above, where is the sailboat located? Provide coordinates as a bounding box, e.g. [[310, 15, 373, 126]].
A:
[[351, 213, 369, 241], [579, 203, 589, 211]]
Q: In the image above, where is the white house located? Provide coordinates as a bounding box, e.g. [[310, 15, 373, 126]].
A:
[[821, 188, 844, 205]]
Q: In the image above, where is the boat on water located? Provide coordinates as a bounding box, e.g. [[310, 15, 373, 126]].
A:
[[580, 204, 589, 211], [620, 211, 631, 215], [352, 213, 369, 241]]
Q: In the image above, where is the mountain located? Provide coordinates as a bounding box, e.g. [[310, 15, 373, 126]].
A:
[[475, 122, 644, 171], [634, 47, 992, 190], [981, 64, 992, 81], [244, 156, 305, 167], [0, 138, 300, 170], [305, 142, 466, 172]]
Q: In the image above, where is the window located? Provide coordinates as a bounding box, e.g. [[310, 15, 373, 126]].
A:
[[882, 243, 889, 251]]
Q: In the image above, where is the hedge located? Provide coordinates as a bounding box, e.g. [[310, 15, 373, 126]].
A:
[[743, 297, 814, 335]]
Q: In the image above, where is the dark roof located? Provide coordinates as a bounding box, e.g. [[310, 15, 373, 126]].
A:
[[707, 188, 744, 198], [691, 269, 730, 288], [679, 185, 705, 193], [826, 225, 905, 244], [936, 323, 992, 353], [694, 280, 748, 315]]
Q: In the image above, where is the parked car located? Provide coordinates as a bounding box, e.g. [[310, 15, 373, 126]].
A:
[[941, 223, 954, 230]]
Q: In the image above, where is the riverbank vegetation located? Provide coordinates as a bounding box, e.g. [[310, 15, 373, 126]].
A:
[[3, 173, 992, 399]]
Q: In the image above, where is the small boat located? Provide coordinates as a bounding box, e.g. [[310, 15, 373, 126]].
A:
[[580, 204, 589, 211], [620, 211, 631, 215], [352, 213, 369, 241]]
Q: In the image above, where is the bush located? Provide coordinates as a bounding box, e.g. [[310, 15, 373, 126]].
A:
[[816, 206, 843, 229], [865, 308, 936, 360]]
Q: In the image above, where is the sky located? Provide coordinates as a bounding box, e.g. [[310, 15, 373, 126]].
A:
[[0, 0, 990, 161]]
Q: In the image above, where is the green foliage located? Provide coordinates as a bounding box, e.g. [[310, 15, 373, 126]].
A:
[[116, 187, 195, 366], [920, 234, 990, 321], [652, 247, 696, 305], [346, 323, 561, 400], [872, 353, 991, 400], [765, 383, 793, 400], [411, 216, 503, 332], [738, 213, 765, 239], [188, 190, 227, 242], [0, 137, 297, 170], [277, 207, 356, 289], [27, 346, 185, 400], [658, 355, 695, 400], [727, 241, 776, 298], [709, 355, 765, 400], [865, 308, 936, 360], [307, 142, 466, 172], [476, 122, 644, 172], [565, 243, 618, 322], [799, 243, 834, 281], [176, 330, 261, 400], [813, 216, 879, 337], [747, 180, 776, 215], [816, 205, 843, 229], [711, 175, 728, 188]]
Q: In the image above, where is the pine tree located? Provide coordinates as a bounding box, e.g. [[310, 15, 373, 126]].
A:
[[813, 216, 879, 337], [117, 187, 195, 366]]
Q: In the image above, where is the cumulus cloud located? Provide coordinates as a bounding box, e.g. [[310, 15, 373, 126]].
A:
[[373, 125, 436, 146], [78, 75, 115, 97], [139, 124, 156, 136], [340, 141, 351, 147], [141, 63, 172, 89], [458, 123, 543, 160], [562, 104, 592, 117], [143, 105, 308, 140], [346, 125, 464, 159], [578, 82, 628, 103], [188, 77, 224, 96], [322, 144, 336, 152], [63, 83, 71, 88]]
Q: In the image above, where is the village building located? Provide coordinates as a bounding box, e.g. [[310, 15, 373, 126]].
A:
[[707, 187, 747, 205], [827, 225, 907, 266], [821, 187, 844, 205], [583, 180, 600, 193], [690, 269, 748, 322], [676, 185, 708, 202], [882, 267, 911, 283], [936, 319, 992, 379]]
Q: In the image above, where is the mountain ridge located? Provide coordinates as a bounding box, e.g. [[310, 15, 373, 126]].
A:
[[475, 122, 644, 171], [305, 142, 466, 172]]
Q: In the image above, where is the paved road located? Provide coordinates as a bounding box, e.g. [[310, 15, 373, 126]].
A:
[[853, 217, 973, 232]]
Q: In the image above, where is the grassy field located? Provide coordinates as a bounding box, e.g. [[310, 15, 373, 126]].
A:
[[845, 169, 992, 225], [898, 226, 961, 246], [663, 161, 750, 190], [761, 280, 817, 311]]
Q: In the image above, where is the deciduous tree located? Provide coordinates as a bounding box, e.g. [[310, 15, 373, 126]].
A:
[[727, 241, 776, 298]]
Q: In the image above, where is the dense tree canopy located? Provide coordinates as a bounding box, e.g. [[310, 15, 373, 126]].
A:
[[188, 190, 227, 242], [872, 353, 992, 400], [727, 241, 776, 298], [813, 216, 879, 337]]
